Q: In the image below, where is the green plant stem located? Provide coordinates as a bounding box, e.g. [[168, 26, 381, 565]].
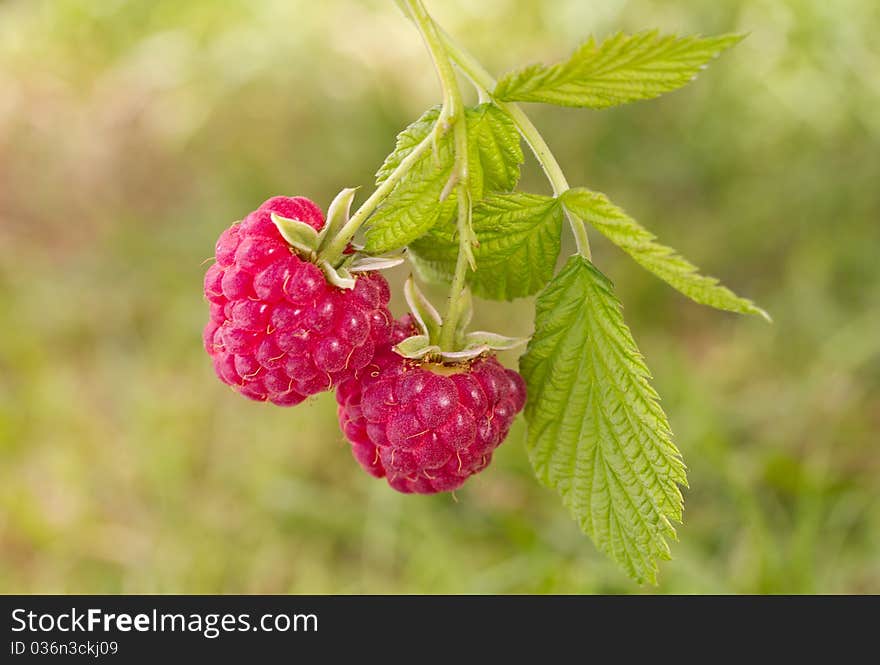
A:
[[443, 185, 472, 349], [318, 130, 435, 263], [405, 0, 473, 351], [437, 27, 592, 259]]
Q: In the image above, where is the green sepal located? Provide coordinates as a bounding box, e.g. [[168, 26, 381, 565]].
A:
[[349, 255, 406, 273], [441, 331, 527, 360], [394, 330, 527, 362], [403, 276, 442, 344], [393, 334, 435, 360], [453, 288, 473, 347], [321, 187, 359, 252], [271, 212, 324, 257], [318, 259, 356, 290], [397, 278, 528, 361]]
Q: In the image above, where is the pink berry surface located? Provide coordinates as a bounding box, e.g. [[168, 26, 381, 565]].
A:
[[337, 319, 527, 494], [203, 196, 393, 405]]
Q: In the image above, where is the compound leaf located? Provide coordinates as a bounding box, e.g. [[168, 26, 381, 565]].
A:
[[495, 31, 744, 108], [562, 188, 769, 319], [520, 256, 687, 584], [409, 193, 563, 300]]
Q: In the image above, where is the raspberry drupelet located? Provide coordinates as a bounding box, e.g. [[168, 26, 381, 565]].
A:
[[203, 196, 393, 406], [336, 318, 527, 494]]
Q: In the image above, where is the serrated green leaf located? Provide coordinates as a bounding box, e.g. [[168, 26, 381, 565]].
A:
[[378, 105, 521, 194], [375, 107, 441, 185], [562, 188, 769, 319], [520, 256, 687, 584], [364, 118, 455, 254], [465, 104, 523, 197], [366, 105, 523, 254], [409, 193, 563, 300], [494, 30, 744, 108]]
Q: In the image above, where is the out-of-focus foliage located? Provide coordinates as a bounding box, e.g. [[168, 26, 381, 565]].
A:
[[0, 0, 877, 593]]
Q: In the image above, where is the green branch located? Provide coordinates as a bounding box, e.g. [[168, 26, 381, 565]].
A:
[[437, 27, 592, 259], [318, 128, 436, 263], [405, 0, 474, 351]]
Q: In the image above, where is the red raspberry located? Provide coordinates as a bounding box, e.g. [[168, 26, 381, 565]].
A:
[[336, 321, 527, 494], [203, 196, 393, 406]]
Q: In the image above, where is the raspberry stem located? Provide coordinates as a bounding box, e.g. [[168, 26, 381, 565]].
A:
[[404, 0, 475, 351], [328, 0, 591, 344], [318, 128, 436, 264], [437, 26, 593, 259]]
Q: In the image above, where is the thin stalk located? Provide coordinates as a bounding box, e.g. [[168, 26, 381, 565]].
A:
[[438, 27, 592, 259], [406, 0, 473, 351], [443, 186, 472, 349], [318, 128, 435, 263]]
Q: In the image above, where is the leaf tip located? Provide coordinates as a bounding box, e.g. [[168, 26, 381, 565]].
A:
[[640, 570, 659, 586], [748, 304, 772, 323]]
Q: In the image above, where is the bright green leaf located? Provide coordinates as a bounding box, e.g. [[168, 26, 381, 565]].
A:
[[375, 107, 441, 185], [465, 103, 523, 197], [409, 193, 563, 300], [562, 188, 769, 319], [494, 31, 744, 108], [366, 105, 523, 254], [520, 256, 687, 584], [364, 113, 455, 254], [376, 104, 521, 195]]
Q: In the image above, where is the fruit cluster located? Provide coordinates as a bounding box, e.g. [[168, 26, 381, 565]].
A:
[[203, 196, 525, 494]]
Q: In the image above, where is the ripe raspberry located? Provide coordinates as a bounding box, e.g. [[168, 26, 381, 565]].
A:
[[203, 196, 393, 405], [336, 327, 527, 494]]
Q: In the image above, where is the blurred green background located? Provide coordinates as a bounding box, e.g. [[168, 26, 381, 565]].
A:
[[1, 0, 877, 594]]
